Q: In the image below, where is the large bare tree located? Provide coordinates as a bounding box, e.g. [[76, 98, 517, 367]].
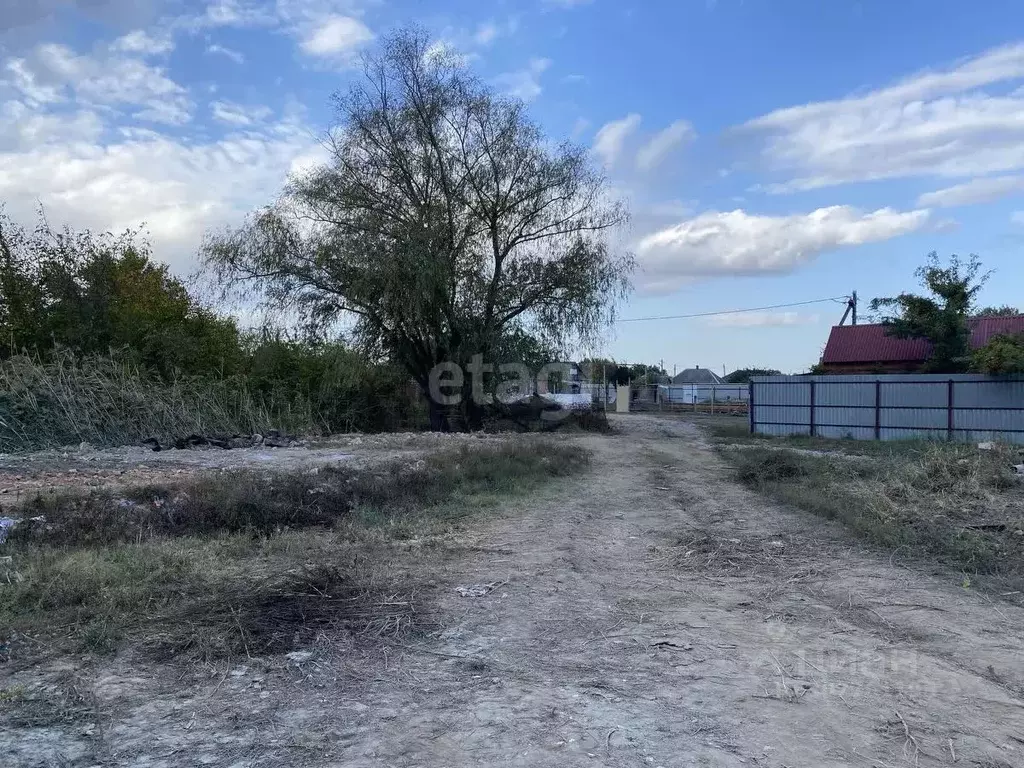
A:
[[203, 28, 632, 429]]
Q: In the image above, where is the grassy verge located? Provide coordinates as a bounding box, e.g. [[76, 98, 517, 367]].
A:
[[0, 440, 588, 661], [722, 440, 1024, 590], [694, 413, 944, 459], [0, 351, 426, 452]]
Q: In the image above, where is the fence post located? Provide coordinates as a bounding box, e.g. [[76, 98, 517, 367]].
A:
[[808, 379, 816, 437], [711, 386, 716, 415], [874, 379, 881, 440], [748, 380, 755, 434], [947, 379, 955, 441]]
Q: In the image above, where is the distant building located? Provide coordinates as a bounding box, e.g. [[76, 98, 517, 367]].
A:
[[660, 366, 742, 405], [671, 366, 724, 385], [535, 362, 581, 394], [819, 316, 1024, 373]]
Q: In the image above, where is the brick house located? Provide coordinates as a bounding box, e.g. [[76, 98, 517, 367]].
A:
[[818, 316, 1024, 373]]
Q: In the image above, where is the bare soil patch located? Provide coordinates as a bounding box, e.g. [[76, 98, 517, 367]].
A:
[[2, 414, 1023, 767]]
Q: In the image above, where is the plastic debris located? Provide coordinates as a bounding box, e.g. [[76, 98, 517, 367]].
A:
[[0, 517, 17, 543], [456, 583, 501, 598], [978, 441, 997, 450], [0, 515, 46, 543], [285, 651, 314, 663]]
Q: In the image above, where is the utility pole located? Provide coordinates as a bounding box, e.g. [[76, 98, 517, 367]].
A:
[[839, 291, 859, 326]]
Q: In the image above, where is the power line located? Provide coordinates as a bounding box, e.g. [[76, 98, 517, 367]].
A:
[[616, 296, 850, 323]]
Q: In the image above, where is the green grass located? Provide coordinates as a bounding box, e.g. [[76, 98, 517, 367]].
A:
[[0, 440, 589, 661], [0, 351, 428, 453], [725, 442, 1024, 590], [693, 413, 946, 459]]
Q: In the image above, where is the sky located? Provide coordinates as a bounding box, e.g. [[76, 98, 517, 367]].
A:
[[3, 0, 1024, 375]]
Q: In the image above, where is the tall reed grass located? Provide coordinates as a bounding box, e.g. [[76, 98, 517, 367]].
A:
[[0, 351, 371, 452]]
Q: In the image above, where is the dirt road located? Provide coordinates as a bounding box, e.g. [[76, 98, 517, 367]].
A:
[[6, 414, 1024, 766]]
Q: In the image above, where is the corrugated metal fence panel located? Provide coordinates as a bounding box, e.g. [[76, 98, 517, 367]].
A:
[[751, 375, 1024, 444], [877, 380, 949, 439], [754, 379, 811, 436], [954, 379, 1024, 441], [953, 379, 1024, 407], [815, 379, 876, 438]]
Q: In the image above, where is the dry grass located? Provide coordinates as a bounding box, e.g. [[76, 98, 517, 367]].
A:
[[0, 440, 589, 661], [725, 442, 1024, 590], [0, 352, 321, 452], [0, 353, 609, 451], [696, 415, 942, 459]]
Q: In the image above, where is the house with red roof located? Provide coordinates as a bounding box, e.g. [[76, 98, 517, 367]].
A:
[[819, 316, 1024, 373]]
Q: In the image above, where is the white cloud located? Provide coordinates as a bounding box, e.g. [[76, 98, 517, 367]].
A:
[[494, 58, 551, 102], [571, 117, 590, 139], [635, 206, 930, 292], [0, 100, 103, 150], [299, 15, 373, 58], [3, 42, 193, 124], [0, 120, 317, 270], [705, 311, 821, 328], [177, 0, 277, 31], [743, 42, 1024, 191], [178, 1, 374, 64], [917, 175, 1024, 207], [593, 113, 641, 167], [134, 101, 192, 125], [111, 30, 174, 56], [211, 100, 273, 126], [474, 22, 499, 46], [206, 44, 245, 64], [636, 119, 695, 171], [3, 58, 63, 104]]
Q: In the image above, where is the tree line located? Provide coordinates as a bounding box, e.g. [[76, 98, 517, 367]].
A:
[[1, 27, 637, 434], [0, 210, 420, 434]]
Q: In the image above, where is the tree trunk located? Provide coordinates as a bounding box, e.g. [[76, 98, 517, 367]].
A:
[[427, 398, 450, 432], [462, 395, 484, 432]]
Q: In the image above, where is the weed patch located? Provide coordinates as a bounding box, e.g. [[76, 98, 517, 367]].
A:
[[726, 443, 1024, 591], [0, 440, 589, 661], [7, 441, 588, 547]]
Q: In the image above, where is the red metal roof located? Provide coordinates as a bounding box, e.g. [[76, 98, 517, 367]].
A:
[[821, 315, 1024, 364], [969, 315, 1024, 346]]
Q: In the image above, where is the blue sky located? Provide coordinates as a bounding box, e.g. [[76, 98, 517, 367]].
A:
[[3, 1, 1024, 374]]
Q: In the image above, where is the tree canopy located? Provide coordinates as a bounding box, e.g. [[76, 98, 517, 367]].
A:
[[0, 208, 240, 376], [973, 305, 1020, 317], [724, 368, 781, 383], [972, 333, 1024, 375], [869, 253, 988, 373], [202, 29, 633, 429]]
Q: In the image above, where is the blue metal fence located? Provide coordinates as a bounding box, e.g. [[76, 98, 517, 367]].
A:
[[750, 374, 1024, 444]]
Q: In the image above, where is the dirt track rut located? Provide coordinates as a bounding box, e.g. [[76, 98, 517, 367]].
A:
[[6, 414, 1024, 767]]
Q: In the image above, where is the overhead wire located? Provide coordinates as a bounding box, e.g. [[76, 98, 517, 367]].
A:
[[615, 296, 851, 323]]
